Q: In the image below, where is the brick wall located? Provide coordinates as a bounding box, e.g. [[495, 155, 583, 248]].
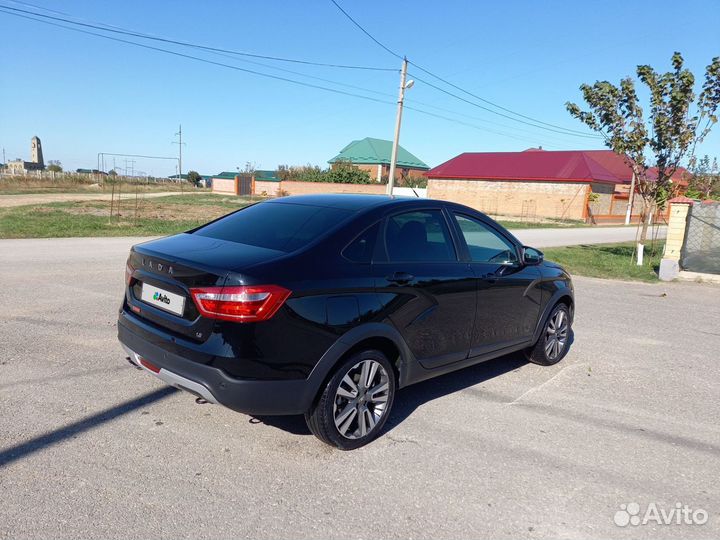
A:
[[663, 202, 691, 260], [255, 180, 386, 197], [427, 178, 590, 220], [212, 177, 236, 194], [254, 180, 281, 196]]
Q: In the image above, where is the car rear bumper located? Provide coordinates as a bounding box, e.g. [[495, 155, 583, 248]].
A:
[[117, 313, 316, 416]]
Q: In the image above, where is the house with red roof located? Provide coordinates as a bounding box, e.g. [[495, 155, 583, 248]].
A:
[[425, 148, 684, 223]]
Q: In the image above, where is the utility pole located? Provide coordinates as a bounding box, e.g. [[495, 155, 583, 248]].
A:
[[387, 58, 413, 195], [173, 124, 185, 182]]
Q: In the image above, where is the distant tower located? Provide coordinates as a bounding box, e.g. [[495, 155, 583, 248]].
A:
[[30, 136, 44, 167]]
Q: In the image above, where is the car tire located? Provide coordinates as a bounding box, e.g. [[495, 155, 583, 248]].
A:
[[526, 303, 571, 366], [305, 349, 396, 450]]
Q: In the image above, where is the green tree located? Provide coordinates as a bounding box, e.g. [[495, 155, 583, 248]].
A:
[[325, 162, 372, 184], [687, 155, 719, 199], [108, 169, 118, 177], [567, 52, 720, 246], [187, 170, 202, 187], [47, 160, 63, 172]]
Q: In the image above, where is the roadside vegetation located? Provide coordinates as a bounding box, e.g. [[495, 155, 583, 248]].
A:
[[0, 174, 206, 195], [276, 161, 427, 188], [543, 241, 663, 282], [0, 195, 252, 238], [566, 52, 720, 248]]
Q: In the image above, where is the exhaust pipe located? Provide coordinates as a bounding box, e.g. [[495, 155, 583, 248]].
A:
[[126, 356, 142, 370]]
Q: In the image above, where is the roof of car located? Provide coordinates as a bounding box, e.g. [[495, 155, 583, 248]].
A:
[[263, 193, 423, 210]]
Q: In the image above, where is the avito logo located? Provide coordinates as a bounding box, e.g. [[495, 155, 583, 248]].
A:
[[153, 292, 171, 304]]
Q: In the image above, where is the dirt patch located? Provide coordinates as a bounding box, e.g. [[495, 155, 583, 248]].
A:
[[0, 191, 189, 208], [58, 200, 233, 221]]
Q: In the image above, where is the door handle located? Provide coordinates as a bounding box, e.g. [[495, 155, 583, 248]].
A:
[[387, 272, 414, 284]]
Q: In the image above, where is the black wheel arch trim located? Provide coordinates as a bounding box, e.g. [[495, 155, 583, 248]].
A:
[[305, 323, 418, 397], [532, 287, 574, 344]]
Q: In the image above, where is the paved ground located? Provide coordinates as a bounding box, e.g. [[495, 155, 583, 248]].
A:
[[513, 225, 666, 248], [0, 191, 189, 208], [1, 238, 718, 540]]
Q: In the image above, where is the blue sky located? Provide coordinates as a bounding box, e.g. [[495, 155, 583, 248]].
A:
[[1, 0, 719, 176]]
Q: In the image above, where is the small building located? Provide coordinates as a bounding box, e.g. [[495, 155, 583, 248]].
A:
[[211, 171, 255, 195], [426, 148, 646, 222], [328, 137, 429, 183], [7, 136, 45, 174]]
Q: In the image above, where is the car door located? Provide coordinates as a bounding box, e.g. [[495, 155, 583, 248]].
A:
[[450, 212, 542, 357], [373, 208, 476, 369]]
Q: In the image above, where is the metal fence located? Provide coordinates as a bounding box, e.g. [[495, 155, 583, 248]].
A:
[[680, 201, 720, 274]]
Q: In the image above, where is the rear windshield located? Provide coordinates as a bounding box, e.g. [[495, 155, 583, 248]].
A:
[[193, 202, 353, 252]]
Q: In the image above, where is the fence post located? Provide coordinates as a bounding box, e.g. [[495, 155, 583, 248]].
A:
[[659, 197, 694, 281]]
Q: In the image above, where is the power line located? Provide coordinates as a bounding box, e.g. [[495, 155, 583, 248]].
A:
[[1, 3, 397, 100], [0, 7, 398, 107], [0, 5, 573, 149], [408, 73, 600, 139], [404, 106, 564, 150], [408, 61, 600, 137], [404, 98, 597, 147], [327, 0, 599, 140], [0, 3, 397, 72], [328, 0, 402, 60]]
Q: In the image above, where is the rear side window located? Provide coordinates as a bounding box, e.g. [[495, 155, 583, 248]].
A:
[[384, 210, 456, 262], [343, 222, 380, 263], [194, 203, 352, 252]]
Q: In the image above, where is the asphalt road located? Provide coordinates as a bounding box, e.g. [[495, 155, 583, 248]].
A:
[[1, 238, 718, 540], [513, 225, 666, 248]]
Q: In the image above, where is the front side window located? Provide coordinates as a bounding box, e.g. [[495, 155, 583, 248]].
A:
[[454, 214, 518, 264], [385, 210, 455, 262]]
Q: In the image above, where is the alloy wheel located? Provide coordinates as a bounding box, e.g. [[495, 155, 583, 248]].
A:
[[333, 359, 390, 439], [545, 308, 569, 361]]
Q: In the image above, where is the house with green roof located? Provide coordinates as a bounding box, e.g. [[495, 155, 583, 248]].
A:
[[328, 137, 429, 182], [254, 170, 280, 182]]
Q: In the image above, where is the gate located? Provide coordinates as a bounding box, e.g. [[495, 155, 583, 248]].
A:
[[680, 201, 720, 274], [237, 174, 253, 196]]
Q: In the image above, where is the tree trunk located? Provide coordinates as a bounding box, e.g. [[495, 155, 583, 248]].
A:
[[639, 200, 652, 244]]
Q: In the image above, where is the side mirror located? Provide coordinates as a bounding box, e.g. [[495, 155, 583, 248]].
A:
[[522, 246, 544, 265]]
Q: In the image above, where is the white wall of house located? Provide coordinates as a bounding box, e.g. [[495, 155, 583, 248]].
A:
[[392, 187, 428, 198]]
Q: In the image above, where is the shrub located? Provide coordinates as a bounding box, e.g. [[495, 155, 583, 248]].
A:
[[275, 162, 373, 184]]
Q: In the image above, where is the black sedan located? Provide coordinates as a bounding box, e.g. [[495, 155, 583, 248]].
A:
[[118, 194, 574, 450]]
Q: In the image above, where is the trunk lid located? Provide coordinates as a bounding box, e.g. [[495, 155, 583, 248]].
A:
[[126, 233, 285, 340]]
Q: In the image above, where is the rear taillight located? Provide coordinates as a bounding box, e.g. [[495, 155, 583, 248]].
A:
[[189, 285, 291, 323], [125, 262, 134, 286]]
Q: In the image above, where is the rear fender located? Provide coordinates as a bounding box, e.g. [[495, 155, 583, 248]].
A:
[[302, 323, 416, 405]]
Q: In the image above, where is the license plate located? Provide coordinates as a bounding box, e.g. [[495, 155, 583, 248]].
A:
[[140, 283, 186, 316]]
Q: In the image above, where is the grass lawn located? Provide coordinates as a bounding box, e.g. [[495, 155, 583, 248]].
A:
[[543, 241, 664, 282], [0, 175, 210, 195], [0, 196, 253, 238]]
